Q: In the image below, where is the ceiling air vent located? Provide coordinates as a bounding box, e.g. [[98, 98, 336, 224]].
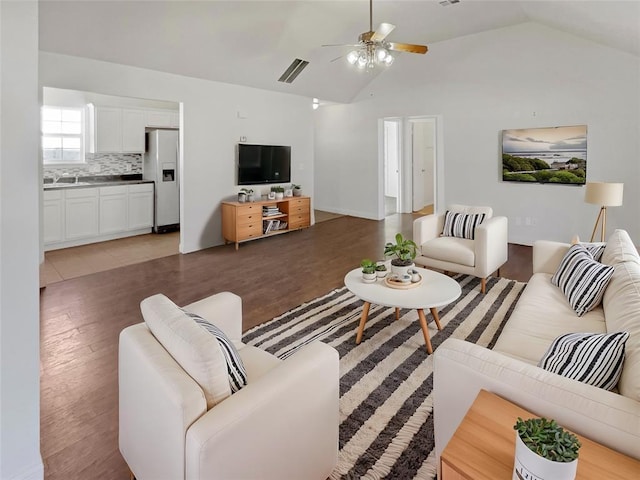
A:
[[278, 58, 309, 84], [439, 0, 460, 5]]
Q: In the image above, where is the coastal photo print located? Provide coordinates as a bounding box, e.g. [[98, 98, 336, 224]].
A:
[[502, 125, 587, 185]]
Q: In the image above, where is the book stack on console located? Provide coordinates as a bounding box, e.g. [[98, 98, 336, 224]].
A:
[[262, 206, 281, 217]]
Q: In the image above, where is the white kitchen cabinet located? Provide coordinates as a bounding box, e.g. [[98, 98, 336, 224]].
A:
[[65, 188, 99, 240], [122, 109, 146, 152], [145, 108, 180, 129], [88, 105, 145, 153], [43, 190, 64, 244], [44, 183, 155, 251], [99, 186, 128, 234], [170, 111, 180, 128], [128, 183, 154, 230]]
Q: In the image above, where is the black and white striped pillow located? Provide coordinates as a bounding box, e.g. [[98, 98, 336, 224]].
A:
[[551, 244, 614, 316], [580, 242, 606, 262], [442, 211, 486, 240], [184, 311, 248, 393], [539, 332, 629, 391]]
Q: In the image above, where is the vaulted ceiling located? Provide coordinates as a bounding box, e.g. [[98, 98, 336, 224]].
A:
[[38, 1, 640, 103]]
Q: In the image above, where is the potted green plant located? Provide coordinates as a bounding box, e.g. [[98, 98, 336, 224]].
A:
[[375, 263, 387, 279], [384, 233, 418, 277], [271, 186, 285, 200], [239, 188, 253, 203], [292, 184, 302, 197], [360, 259, 377, 283], [513, 417, 581, 480]]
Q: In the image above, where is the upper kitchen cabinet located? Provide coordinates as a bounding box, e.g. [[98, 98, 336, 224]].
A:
[[88, 104, 146, 153], [145, 108, 180, 128]]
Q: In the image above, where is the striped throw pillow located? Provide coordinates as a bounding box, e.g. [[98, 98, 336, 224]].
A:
[[184, 311, 248, 393], [539, 332, 629, 391], [580, 242, 606, 262], [442, 211, 486, 240], [551, 244, 614, 316]]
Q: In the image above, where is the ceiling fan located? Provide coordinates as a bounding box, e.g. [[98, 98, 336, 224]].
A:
[[323, 0, 428, 69]]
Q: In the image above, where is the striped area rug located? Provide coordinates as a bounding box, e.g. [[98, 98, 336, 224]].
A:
[[243, 274, 526, 479]]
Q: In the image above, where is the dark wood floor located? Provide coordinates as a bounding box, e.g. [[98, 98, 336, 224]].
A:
[[39, 214, 532, 480]]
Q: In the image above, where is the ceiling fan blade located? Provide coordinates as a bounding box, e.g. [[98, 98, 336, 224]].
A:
[[322, 43, 361, 48], [371, 23, 396, 42], [388, 42, 429, 54]]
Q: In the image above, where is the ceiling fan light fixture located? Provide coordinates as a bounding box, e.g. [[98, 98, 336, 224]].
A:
[[346, 50, 359, 65], [384, 53, 394, 65], [375, 46, 388, 61]]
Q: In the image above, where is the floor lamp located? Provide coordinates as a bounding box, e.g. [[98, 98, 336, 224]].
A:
[[584, 182, 624, 242]]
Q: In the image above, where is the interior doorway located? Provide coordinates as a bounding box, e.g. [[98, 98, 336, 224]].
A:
[[410, 118, 436, 214], [379, 115, 441, 219], [382, 118, 401, 216]]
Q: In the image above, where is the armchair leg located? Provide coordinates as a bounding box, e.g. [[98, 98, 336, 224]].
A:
[[497, 268, 501, 278], [480, 277, 486, 294], [128, 467, 136, 480]]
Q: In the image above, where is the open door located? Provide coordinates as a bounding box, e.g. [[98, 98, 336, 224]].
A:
[[411, 118, 436, 214], [383, 119, 401, 216]]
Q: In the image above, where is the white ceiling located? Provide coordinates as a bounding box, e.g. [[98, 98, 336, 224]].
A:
[[38, 1, 640, 103]]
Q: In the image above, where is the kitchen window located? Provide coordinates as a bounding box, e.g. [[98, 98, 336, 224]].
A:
[[41, 106, 84, 164]]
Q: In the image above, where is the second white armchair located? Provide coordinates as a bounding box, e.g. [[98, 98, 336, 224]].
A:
[[413, 204, 508, 293]]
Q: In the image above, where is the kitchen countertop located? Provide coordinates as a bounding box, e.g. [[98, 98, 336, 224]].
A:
[[43, 174, 154, 190]]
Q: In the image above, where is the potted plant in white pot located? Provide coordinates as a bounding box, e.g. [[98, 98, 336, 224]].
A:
[[271, 186, 285, 200], [292, 184, 302, 197], [360, 259, 377, 283], [375, 263, 387, 279], [513, 417, 581, 480], [384, 233, 418, 277]]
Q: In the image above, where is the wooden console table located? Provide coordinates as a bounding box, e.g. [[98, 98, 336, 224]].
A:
[[221, 196, 310, 250], [441, 390, 640, 479]]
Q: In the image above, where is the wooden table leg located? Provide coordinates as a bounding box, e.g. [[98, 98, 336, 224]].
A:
[[395, 307, 400, 321], [355, 301, 371, 344], [417, 309, 433, 354], [430, 307, 443, 331]]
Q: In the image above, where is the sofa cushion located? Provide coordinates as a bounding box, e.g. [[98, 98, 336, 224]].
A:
[[538, 332, 629, 391], [602, 229, 640, 266], [551, 244, 614, 316], [493, 273, 607, 365], [420, 236, 475, 267], [442, 211, 485, 240], [141, 293, 231, 409], [603, 256, 640, 401], [184, 311, 248, 393]]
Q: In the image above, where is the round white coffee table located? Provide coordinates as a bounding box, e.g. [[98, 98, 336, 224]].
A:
[[344, 266, 462, 354]]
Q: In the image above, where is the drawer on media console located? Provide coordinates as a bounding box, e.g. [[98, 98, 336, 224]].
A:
[[237, 212, 261, 225], [237, 223, 262, 240], [237, 204, 262, 216], [289, 215, 310, 229]]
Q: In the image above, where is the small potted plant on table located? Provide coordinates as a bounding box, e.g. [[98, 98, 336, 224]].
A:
[[360, 259, 377, 283], [513, 417, 581, 480], [384, 233, 418, 277], [271, 186, 285, 200], [292, 184, 302, 196]]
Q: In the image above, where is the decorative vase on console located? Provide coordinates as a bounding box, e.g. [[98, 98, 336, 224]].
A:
[[384, 233, 418, 277]]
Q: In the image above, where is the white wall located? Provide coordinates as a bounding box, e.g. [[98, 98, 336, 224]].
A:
[[39, 52, 314, 253], [314, 22, 640, 244], [0, 1, 44, 479]]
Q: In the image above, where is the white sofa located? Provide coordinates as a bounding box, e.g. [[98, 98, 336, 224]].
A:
[[413, 204, 508, 293], [433, 229, 640, 470], [119, 292, 340, 480]]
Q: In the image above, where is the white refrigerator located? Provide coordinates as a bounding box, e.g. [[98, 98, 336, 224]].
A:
[[144, 129, 180, 233]]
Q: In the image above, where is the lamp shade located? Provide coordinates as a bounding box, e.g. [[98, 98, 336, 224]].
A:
[[584, 182, 624, 207]]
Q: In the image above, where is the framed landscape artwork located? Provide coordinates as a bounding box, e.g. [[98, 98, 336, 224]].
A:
[[502, 125, 587, 185]]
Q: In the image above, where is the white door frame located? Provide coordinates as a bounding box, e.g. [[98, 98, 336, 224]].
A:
[[377, 117, 403, 218], [378, 114, 444, 219]]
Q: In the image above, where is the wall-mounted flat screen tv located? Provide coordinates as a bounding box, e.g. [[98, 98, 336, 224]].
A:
[[237, 144, 291, 185]]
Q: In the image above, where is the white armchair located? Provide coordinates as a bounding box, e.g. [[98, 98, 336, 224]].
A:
[[413, 204, 508, 293], [119, 292, 339, 480]]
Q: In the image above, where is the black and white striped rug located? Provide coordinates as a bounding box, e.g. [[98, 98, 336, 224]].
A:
[[243, 274, 526, 479]]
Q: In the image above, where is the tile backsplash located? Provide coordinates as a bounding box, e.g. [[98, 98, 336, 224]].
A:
[[43, 153, 143, 180]]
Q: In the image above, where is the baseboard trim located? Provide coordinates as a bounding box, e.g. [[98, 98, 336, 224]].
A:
[[313, 205, 382, 221]]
